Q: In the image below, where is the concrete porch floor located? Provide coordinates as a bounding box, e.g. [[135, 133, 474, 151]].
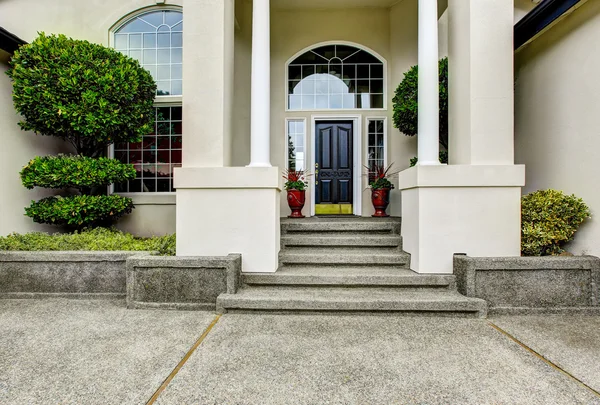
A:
[[1, 299, 599, 404]]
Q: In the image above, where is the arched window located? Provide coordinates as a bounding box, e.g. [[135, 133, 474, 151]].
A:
[[112, 9, 183, 193], [114, 10, 183, 95], [287, 44, 385, 111]]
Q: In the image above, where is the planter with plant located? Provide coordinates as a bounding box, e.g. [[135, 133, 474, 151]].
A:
[[283, 169, 308, 218], [367, 163, 398, 218], [6, 33, 156, 229]]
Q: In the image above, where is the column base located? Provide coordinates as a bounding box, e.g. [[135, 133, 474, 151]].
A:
[[398, 165, 525, 274], [175, 167, 281, 273]]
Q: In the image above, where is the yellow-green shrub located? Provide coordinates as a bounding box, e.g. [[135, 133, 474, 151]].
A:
[[521, 189, 590, 256]]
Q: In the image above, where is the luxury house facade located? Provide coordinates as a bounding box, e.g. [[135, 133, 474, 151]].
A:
[[0, 0, 596, 275]]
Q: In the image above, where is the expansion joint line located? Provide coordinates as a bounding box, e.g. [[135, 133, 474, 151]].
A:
[[488, 321, 600, 398], [146, 314, 222, 404]]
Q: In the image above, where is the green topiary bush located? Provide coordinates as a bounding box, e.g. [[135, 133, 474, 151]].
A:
[[0, 228, 176, 255], [6, 33, 157, 229], [25, 195, 134, 227], [20, 155, 136, 191], [393, 57, 448, 167], [521, 189, 591, 256], [6, 33, 156, 157]]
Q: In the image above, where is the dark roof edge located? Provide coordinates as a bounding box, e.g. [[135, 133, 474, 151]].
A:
[[0, 26, 27, 55], [515, 0, 582, 50]]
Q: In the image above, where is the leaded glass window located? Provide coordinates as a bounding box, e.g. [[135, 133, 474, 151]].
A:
[[287, 44, 385, 110]]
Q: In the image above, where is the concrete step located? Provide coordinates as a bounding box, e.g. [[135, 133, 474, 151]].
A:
[[281, 219, 401, 235], [281, 235, 402, 250], [279, 251, 410, 267], [243, 267, 455, 289], [217, 287, 487, 317]]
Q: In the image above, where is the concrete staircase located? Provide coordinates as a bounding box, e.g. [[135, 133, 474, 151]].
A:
[[217, 218, 487, 317]]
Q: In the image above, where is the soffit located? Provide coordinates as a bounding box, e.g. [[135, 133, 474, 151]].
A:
[[272, 0, 400, 10]]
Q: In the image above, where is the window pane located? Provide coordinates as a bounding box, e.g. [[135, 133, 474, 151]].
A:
[[129, 34, 142, 48], [114, 106, 182, 192], [143, 33, 157, 48], [287, 119, 306, 171], [171, 32, 183, 47]]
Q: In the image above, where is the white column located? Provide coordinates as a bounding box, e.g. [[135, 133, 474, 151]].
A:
[[417, 0, 440, 165], [248, 0, 271, 167]]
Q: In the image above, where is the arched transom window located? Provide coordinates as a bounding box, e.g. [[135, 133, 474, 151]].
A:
[[287, 44, 385, 110], [114, 10, 183, 96], [112, 9, 183, 193]]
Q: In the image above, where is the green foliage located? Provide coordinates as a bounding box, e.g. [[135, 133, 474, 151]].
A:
[[392, 57, 449, 149], [25, 195, 134, 228], [521, 189, 591, 256], [0, 227, 176, 256], [370, 178, 394, 190], [155, 233, 176, 256], [20, 155, 136, 190], [368, 163, 397, 190], [409, 150, 449, 167], [6, 33, 156, 157], [283, 169, 309, 191], [285, 181, 307, 191]]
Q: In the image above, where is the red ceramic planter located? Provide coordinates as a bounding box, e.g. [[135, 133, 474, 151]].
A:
[[287, 189, 306, 218], [371, 188, 391, 217]]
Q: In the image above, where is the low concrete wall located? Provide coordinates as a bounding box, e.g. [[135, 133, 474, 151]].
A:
[[0, 251, 151, 299], [126, 254, 242, 310], [454, 254, 600, 314]]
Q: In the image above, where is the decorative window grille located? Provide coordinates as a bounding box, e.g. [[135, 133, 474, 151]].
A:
[[113, 106, 182, 192], [287, 44, 385, 111], [287, 119, 306, 171], [113, 10, 183, 96], [112, 9, 183, 192], [367, 119, 386, 183]]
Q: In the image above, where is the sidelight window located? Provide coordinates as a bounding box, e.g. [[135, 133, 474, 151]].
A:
[[367, 118, 386, 183], [286, 119, 306, 171]]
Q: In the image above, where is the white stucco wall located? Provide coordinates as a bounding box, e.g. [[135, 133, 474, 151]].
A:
[[0, 0, 181, 236], [515, 0, 600, 255]]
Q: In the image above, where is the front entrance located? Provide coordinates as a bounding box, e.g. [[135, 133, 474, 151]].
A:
[[314, 121, 354, 215]]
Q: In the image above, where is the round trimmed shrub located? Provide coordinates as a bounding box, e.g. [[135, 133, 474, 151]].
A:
[[7, 32, 155, 229], [392, 57, 448, 150], [7, 33, 156, 156], [25, 195, 135, 227], [20, 155, 136, 190], [521, 189, 591, 256]]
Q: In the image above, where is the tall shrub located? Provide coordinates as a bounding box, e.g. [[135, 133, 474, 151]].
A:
[[7, 33, 156, 228], [521, 189, 591, 256], [392, 58, 449, 156]]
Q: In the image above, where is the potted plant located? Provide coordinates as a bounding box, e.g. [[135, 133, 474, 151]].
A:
[[283, 169, 309, 218], [367, 163, 397, 218]]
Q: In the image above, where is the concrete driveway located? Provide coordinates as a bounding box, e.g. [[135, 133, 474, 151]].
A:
[[1, 299, 599, 405]]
